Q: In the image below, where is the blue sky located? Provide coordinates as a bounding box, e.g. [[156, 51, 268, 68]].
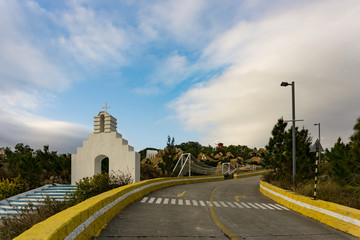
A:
[[1, 0, 360, 153]]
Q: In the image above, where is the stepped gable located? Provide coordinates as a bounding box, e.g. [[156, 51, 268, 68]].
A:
[[71, 106, 140, 185]]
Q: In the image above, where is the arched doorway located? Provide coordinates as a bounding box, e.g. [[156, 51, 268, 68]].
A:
[[94, 155, 109, 175], [101, 157, 109, 173]]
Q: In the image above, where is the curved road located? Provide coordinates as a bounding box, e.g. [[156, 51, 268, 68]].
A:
[[97, 175, 357, 239]]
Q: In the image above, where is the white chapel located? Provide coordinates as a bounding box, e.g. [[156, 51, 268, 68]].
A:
[[71, 104, 140, 185]]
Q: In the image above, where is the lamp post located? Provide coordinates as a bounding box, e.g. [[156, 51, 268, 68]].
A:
[[281, 81, 296, 183]]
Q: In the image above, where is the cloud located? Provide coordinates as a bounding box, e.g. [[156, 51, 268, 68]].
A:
[[170, 0, 360, 149], [57, 1, 132, 66], [137, 0, 207, 45], [0, 1, 89, 152], [0, 107, 90, 153]]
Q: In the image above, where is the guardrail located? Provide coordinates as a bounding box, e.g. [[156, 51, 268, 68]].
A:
[[260, 180, 360, 238], [14, 175, 224, 240]]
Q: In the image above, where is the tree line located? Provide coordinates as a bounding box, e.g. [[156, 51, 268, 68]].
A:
[[263, 116, 360, 187], [0, 144, 71, 189]]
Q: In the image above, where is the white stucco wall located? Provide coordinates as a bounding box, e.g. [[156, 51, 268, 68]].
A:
[[71, 132, 140, 185]]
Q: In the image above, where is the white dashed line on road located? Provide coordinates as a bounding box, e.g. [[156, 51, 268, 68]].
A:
[[140, 197, 287, 211]]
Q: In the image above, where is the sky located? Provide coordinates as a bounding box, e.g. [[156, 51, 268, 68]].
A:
[[1, 0, 360, 153]]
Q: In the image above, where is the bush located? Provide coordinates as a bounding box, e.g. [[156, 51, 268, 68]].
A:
[[0, 176, 29, 200], [68, 171, 132, 204], [0, 197, 67, 240], [0, 171, 133, 239], [141, 164, 162, 180]]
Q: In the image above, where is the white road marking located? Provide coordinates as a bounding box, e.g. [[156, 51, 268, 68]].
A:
[[246, 202, 259, 209], [219, 201, 228, 207], [261, 203, 275, 210], [275, 204, 290, 210], [142, 197, 288, 212], [234, 202, 244, 208], [213, 201, 221, 207], [254, 203, 267, 209], [240, 202, 251, 208], [268, 203, 283, 210]]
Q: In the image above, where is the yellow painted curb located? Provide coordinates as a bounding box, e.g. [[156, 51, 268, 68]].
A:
[[233, 169, 269, 179], [14, 175, 224, 240], [260, 180, 360, 238]]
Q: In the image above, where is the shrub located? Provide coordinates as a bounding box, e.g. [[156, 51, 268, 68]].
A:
[[0, 171, 132, 239], [141, 164, 162, 180], [68, 170, 132, 204], [0, 176, 29, 200], [0, 197, 67, 240]]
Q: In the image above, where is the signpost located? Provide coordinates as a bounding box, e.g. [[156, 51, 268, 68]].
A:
[[310, 139, 324, 200]]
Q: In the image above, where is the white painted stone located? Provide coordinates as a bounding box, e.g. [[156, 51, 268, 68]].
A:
[[71, 111, 140, 185]]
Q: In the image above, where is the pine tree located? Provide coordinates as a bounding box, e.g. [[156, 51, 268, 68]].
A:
[[326, 138, 351, 185], [265, 118, 288, 175], [349, 117, 360, 185]]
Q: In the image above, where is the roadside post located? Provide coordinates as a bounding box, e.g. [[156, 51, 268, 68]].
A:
[[310, 139, 324, 200]]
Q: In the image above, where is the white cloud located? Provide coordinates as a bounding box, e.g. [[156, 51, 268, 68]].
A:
[[171, 0, 360, 149], [138, 0, 207, 45], [0, 0, 70, 110], [57, 2, 131, 66], [0, 1, 88, 152], [0, 107, 90, 153]]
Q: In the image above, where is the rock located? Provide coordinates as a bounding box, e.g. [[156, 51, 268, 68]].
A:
[[198, 153, 215, 162], [249, 156, 263, 165], [214, 152, 223, 160], [225, 152, 234, 158]]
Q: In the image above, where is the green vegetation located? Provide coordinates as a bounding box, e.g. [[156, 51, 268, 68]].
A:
[[263, 116, 360, 210], [0, 176, 29, 200], [140, 136, 261, 179], [68, 170, 132, 205], [0, 171, 132, 240], [0, 144, 71, 200], [176, 141, 254, 160], [0, 197, 68, 240], [263, 118, 315, 182]]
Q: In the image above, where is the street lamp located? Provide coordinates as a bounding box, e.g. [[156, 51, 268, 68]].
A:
[[281, 81, 296, 183]]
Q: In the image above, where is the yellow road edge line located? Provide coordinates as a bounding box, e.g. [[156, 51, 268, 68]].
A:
[[210, 185, 239, 240]]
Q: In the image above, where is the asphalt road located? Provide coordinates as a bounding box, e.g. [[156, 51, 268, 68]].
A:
[[97, 175, 358, 239]]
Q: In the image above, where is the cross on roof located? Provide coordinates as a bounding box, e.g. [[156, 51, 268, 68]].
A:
[[102, 102, 110, 113]]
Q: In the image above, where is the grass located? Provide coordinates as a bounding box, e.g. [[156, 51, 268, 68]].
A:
[[295, 180, 360, 209], [264, 173, 360, 210]]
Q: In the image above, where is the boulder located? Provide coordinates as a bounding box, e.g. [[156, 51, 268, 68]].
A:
[[249, 156, 263, 165]]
